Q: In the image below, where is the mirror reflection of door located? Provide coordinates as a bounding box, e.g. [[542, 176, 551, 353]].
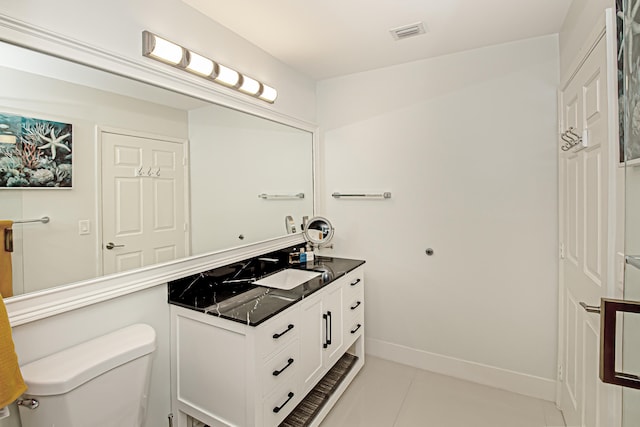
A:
[[100, 130, 188, 274]]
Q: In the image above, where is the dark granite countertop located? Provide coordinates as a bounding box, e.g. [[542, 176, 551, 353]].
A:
[[168, 246, 364, 326]]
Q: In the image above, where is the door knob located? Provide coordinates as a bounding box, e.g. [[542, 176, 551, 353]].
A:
[[105, 242, 125, 250]]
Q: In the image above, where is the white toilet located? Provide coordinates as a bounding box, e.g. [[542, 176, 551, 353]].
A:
[[17, 324, 157, 427]]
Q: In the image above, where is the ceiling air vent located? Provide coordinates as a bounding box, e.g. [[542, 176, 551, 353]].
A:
[[389, 22, 427, 41]]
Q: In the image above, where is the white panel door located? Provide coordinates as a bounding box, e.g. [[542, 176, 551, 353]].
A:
[[101, 131, 187, 274], [559, 32, 611, 427]]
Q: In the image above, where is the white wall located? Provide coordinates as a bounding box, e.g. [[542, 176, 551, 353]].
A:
[[317, 35, 560, 399], [0, 1, 316, 426]]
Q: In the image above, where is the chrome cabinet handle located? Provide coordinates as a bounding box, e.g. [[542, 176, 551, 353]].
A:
[[105, 242, 125, 250], [580, 302, 601, 314]]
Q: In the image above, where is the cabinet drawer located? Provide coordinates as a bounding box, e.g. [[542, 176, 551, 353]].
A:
[[343, 269, 364, 299], [258, 306, 300, 358], [264, 382, 300, 427], [345, 293, 364, 318], [262, 339, 299, 396], [345, 310, 364, 345]]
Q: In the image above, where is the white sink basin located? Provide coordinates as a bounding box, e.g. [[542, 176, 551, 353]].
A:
[[254, 269, 321, 290]]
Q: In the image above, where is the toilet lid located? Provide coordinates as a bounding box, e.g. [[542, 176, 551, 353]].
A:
[[20, 324, 156, 396]]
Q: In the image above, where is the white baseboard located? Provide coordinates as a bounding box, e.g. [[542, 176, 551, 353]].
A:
[[366, 337, 557, 402]]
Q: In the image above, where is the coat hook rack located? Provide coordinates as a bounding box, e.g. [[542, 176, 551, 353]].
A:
[[560, 127, 587, 152]]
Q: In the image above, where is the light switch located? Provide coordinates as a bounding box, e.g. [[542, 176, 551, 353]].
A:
[[79, 220, 91, 235]]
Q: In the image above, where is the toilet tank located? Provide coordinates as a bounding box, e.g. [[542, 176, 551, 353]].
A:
[[18, 324, 156, 427]]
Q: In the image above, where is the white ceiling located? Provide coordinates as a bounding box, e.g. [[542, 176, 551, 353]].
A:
[[183, 0, 573, 81]]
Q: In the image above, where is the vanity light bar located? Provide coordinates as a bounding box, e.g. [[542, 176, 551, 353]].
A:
[[142, 31, 277, 103]]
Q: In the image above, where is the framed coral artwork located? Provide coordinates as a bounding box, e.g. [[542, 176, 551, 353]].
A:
[[0, 112, 72, 188]]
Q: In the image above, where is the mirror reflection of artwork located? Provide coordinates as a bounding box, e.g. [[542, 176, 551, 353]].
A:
[[0, 112, 72, 188]]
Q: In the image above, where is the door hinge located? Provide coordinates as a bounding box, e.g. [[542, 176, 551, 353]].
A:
[[558, 364, 564, 381], [183, 223, 189, 232], [559, 243, 565, 259]]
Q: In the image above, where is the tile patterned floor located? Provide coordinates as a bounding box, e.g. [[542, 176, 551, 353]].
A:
[[319, 356, 566, 427]]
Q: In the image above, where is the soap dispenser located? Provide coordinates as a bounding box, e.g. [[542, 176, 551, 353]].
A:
[[305, 243, 315, 262], [299, 248, 307, 263]]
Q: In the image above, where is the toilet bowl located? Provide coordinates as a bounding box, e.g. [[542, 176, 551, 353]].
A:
[[17, 324, 156, 427]]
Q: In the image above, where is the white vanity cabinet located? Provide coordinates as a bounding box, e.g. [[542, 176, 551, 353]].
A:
[[170, 266, 365, 427]]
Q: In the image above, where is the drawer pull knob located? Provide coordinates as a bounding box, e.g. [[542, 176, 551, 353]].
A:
[[350, 301, 361, 310], [273, 358, 295, 376], [350, 278, 361, 286], [351, 324, 362, 334], [273, 324, 294, 339], [273, 392, 295, 413]]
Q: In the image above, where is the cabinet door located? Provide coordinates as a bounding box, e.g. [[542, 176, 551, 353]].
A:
[[323, 282, 344, 367], [298, 292, 325, 393]]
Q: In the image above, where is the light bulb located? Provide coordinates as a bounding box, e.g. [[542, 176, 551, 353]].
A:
[[239, 75, 261, 95], [149, 34, 184, 64], [186, 52, 214, 76], [214, 64, 240, 86], [259, 84, 278, 103]]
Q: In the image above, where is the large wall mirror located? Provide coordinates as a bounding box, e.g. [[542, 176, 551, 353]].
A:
[[0, 40, 314, 298]]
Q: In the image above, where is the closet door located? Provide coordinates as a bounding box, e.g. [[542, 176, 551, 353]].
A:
[[101, 130, 188, 274], [559, 27, 613, 427]]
